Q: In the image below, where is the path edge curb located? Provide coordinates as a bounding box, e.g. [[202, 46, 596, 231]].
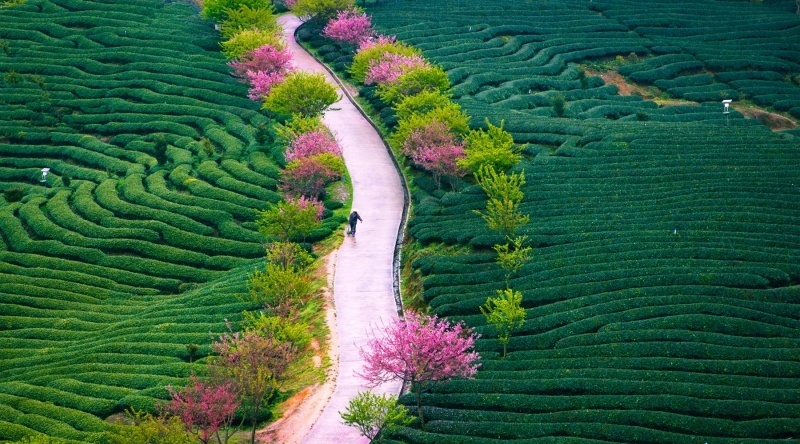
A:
[[292, 19, 411, 318]]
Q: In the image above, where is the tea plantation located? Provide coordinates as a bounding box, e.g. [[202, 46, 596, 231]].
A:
[[0, 0, 346, 441], [363, 0, 800, 442]]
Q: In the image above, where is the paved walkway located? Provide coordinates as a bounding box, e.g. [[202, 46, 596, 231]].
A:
[[278, 15, 405, 444]]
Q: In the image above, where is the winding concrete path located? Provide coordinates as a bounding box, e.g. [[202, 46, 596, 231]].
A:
[[278, 15, 405, 444]]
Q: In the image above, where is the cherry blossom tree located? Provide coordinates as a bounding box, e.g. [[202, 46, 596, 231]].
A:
[[358, 311, 480, 429], [402, 120, 466, 188], [285, 128, 341, 162], [211, 326, 298, 444], [164, 377, 240, 444], [322, 8, 374, 46], [365, 53, 428, 86], [245, 70, 286, 100], [279, 154, 343, 199], [410, 142, 466, 189], [229, 44, 293, 80], [228, 44, 294, 101]]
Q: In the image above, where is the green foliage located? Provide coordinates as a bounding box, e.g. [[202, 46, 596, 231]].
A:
[[201, 0, 272, 21], [256, 199, 322, 242], [340, 391, 414, 441], [221, 28, 282, 60], [480, 288, 526, 357], [9, 436, 67, 444], [377, 65, 452, 105], [244, 312, 313, 351], [394, 90, 453, 121], [274, 115, 325, 144], [220, 4, 278, 40], [106, 410, 195, 444], [350, 41, 420, 84], [474, 165, 529, 238], [549, 93, 566, 117], [3, 187, 24, 203], [0, 0, 26, 8], [458, 120, 521, 174], [266, 241, 314, 272], [299, 152, 346, 176], [248, 262, 316, 307], [291, 0, 356, 22], [390, 102, 471, 150], [262, 71, 339, 118], [493, 235, 532, 287]]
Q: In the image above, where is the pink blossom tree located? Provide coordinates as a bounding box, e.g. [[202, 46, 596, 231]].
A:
[[287, 195, 325, 220], [246, 70, 286, 100], [285, 129, 342, 162], [358, 311, 480, 429], [365, 53, 428, 86], [229, 44, 293, 80], [411, 142, 466, 189], [229, 44, 294, 101], [357, 34, 396, 52], [211, 326, 298, 444], [164, 376, 240, 444], [322, 8, 374, 46], [402, 120, 467, 188], [279, 154, 343, 199]]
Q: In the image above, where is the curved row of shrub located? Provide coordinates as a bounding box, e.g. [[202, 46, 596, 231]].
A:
[[0, 0, 346, 441], [291, 0, 800, 442]]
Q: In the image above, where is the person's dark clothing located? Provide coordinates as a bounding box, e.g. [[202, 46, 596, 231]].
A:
[[348, 211, 362, 235]]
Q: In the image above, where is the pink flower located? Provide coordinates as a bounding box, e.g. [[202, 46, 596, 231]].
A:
[[287, 195, 325, 220], [323, 8, 374, 45], [358, 310, 480, 391], [229, 44, 294, 81], [280, 156, 341, 199], [164, 377, 240, 444], [365, 53, 428, 86], [402, 120, 466, 186], [285, 129, 342, 162], [357, 34, 396, 52], [246, 70, 286, 100]]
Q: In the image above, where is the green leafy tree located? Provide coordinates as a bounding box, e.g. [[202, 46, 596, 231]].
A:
[[340, 391, 413, 441], [474, 165, 529, 238], [220, 4, 278, 39], [493, 235, 532, 288], [256, 198, 322, 242], [290, 0, 355, 22], [458, 119, 521, 174], [377, 65, 451, 104], [221, 28, 282, 60], [394, 90, 453, 121], [481, 288, 526, 357], [201, 0, 272, 21], [248, 261, 316, 307], [274, 114, 325, 144], [262, 71, 339, 118]]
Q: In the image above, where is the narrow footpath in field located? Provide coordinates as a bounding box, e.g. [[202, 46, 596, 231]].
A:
[[267, 14, 405, 444]]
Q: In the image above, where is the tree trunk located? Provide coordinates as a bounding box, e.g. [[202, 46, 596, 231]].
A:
[[413, 381, 426, 430]]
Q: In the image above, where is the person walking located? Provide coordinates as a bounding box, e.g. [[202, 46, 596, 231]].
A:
[[348, 209, 363, 236]]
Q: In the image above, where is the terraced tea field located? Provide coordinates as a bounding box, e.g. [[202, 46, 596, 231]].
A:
[[365, 0, 800, 442], [0, 0, 346, 441]]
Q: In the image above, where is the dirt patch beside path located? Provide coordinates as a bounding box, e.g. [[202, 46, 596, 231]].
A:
[[256, 252, 340, 444]]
